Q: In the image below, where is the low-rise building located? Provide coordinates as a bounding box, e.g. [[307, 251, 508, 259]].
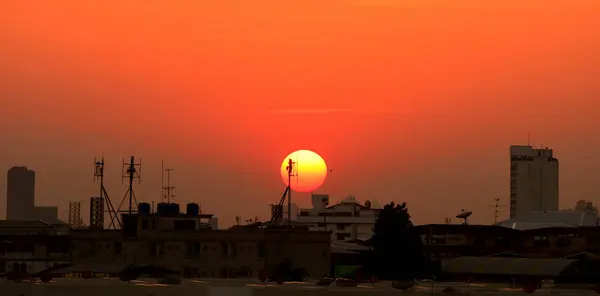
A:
[[0, 220, 71, 275], [416, 223, 600, 259], [295, 194, 381, 241], [70, 212, 331, 278]]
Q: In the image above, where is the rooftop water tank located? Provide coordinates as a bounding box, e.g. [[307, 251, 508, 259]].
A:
[[170, 203, 181, 216], [186, 203, 199, 216], [138, 202, 151, 215], [157, 202, 169, 216]]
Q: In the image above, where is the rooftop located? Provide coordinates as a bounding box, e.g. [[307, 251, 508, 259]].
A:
[[496, 211, 598, 230]]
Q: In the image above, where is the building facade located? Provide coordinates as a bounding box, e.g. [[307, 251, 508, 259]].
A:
[[6, 166, 36, 220], [69, 211, 331, 278], [0, 220, 71, 275], [295, 195, 380, 241], [509, 145, 559, 218], [416, 222, 600, 260]]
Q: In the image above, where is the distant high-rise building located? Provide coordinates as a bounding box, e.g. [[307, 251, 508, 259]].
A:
[[6, 166, 36, 220], [509, 145, 559, 218]]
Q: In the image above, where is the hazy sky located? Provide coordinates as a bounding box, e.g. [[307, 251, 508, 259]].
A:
[[1, 1, 599, 226]]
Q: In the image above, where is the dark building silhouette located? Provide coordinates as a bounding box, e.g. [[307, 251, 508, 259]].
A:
[[6, 166, 35, 220]]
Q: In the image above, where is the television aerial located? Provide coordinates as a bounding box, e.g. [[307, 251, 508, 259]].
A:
[[456, 209, 472, 225]]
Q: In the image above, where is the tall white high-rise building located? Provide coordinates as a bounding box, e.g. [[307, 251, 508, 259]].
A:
[[509, 145, 559, 218]]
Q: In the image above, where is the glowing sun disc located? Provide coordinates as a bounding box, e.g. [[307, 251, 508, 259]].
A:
[[280, 150, 328, 193]]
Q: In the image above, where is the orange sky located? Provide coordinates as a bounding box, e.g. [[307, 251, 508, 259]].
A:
[[1, 1, 599, 226]]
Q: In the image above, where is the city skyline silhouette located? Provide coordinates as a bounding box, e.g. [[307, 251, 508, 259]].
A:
[[1, 1, 600, 226]]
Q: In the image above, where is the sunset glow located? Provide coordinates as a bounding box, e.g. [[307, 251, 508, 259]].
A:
[[1, 1, 599, 225], [280, 150, 328, 193]]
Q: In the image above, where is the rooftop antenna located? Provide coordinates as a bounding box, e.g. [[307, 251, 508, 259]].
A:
[[489, 198, 506, 224], [163, 168, 175, 203], [269, 158, 298, 226], [528, 131, 531, 146], [113, 156, 141, 224], [94, 157, 120, 229], [161, 158, 164, 203], [286, 158, 298, 225]]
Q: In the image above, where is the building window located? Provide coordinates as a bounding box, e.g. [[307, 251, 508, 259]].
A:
[[149, 242, 157, 257], [221, 242, 228, 258], [336, 233, 351, 240], [299, 211, 309, 216], [187, 242, 201, 257], [533, 235, 550, 247], [230, 243, 237, 258], [494, 236, 510, 247], [114, 242, 122, 255], [431, 234, 446, 245], [336, 224, 346, 230], [257, 243, 266, 258]]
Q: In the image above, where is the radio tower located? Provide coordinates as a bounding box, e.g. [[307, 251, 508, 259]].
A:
[[163, 168, 175, 203], [269, 158, 297, 226], [286, 158, 297, 225], [115, 156, 141, 216], [93, 157, 120, 229]]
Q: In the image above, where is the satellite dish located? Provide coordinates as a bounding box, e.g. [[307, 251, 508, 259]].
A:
[[456, 209, 472, 225], [365, 200, 372, 209]]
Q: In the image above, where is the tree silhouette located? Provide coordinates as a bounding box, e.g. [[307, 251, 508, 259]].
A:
[[370, 202, 425, 280]]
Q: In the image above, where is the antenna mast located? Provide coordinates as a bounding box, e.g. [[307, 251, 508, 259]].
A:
[[163, 168, 175, 203], [161, 158, 164, 203], [93, 157, 120, 229], [286, 158, 297, 225], [112, 156, 141, 226], [268, 158, 298, 226], [489, 197, 506, 224]]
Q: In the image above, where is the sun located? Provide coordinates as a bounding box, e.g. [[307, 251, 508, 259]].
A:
[[280, 150, 328, 193]]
